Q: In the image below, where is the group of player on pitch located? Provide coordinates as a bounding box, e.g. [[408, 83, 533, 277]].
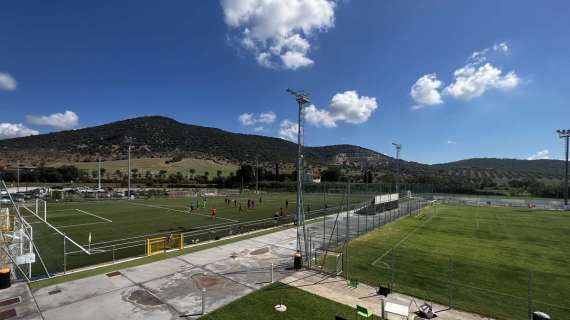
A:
[[187, 196, 292, 220]]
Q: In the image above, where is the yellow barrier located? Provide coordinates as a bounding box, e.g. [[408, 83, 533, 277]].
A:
[[146, 233, 184, 256], [0, 213, 15, 232]]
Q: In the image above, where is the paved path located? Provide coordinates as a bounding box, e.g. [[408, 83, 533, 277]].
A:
[[281, 270, 494, 320]]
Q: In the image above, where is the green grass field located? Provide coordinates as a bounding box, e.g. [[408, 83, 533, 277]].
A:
[[21, 192, 368, 277], [342, 203, 570, 319], [199, 283, 360, 320]]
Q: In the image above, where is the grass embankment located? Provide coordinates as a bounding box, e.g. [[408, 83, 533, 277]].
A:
[[199, 283, 361, 320]]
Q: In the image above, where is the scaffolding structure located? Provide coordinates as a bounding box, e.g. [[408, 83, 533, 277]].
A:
[[0, 180, 49, 282]]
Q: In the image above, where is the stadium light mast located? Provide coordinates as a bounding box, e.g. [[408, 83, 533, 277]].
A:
[[125, 137, 134, 200], [97, 155, 102, 190], [287, 88, 310, 262], [255, 156, 259, 194], [392, 143, 402, 194], [16, 160, 20, 193], [557, 129, 570, 206]]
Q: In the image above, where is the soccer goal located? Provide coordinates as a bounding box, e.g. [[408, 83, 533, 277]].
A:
[[313, 250, 343, 276], [35, 199, 47, 222], [146, 233, 184, 256]]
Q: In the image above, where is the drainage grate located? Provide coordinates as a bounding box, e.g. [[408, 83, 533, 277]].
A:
[[106, 271, 121, 277], [48, 289, 61, 296], [0, 308, 17, 320], [0, 297, 20, 307]]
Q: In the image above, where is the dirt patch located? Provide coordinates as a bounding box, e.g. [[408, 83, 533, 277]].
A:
[[191, 274, 224, 289], [250, 247, 270, 255], [127, 289, 162, 307]]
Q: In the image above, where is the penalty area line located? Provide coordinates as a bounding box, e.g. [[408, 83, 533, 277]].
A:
[[371, 208, 437, 268], [55, 221, 111, 229], [75, 209, 113, 223]]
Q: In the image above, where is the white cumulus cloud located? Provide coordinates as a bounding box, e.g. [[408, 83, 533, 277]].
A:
[[0, 123, 39, 139], [278, 119, 298, 141], [221, 0, 337, 70], [444, 63, 520, 101], [304, 90, 378, 128], [410, 74, 443, 108], [26, 110, 79, 130], [0, 72, 17, 91], [411, 41, 519, 108], [527, 150, 550, 160], [238, 111, 276, 126]]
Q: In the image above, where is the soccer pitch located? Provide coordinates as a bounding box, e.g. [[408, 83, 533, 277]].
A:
[[20, 192, 369, 277], [343, 203, 570, 320]]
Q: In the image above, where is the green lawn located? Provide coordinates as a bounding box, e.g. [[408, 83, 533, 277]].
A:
[[199, 283, 361, 320], [22, 192, 369, 277], [342, 204, 570, 319]]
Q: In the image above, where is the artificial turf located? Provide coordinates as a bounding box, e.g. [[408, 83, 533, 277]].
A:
[[342, 204, 570, 319], [22, 192, 369, 277]]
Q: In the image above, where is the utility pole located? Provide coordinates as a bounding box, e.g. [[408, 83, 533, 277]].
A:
[[392, 143, 402, 195], [557, 129, 570, 206], [287, 88, 310, 262]]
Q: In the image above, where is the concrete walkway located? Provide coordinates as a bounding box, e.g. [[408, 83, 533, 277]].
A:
[[281, 270, 493, 320]]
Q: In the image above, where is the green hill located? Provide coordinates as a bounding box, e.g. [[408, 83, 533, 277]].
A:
[[0, 116, 385, 166]]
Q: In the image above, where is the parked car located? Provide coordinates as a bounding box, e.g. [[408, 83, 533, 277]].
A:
[[0, 195, 11, 205]]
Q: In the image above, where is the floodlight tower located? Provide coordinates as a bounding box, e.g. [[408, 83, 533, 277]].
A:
[[557, 129, 570, 206], [125, 137, 134, 200], [16, 160, 20, 193], [97, 155, 102, 190], [392, 143, 402, 194], [286, 88, 310, 261]]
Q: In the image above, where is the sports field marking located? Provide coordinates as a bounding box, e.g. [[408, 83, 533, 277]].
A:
[[127, 202, 240, 223], [75, 209, 113, 223], [371, 207, 437, 268], [20, 205, 91, 255], [56, 221, 111, 229]]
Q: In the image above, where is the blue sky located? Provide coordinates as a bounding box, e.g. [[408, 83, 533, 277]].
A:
[[1, 1, 569, 164]]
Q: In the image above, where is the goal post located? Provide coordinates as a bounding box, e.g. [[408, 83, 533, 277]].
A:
[[312, 249, 343, 276], [146, 233, 184, 256], [35, 199, 47, 222]]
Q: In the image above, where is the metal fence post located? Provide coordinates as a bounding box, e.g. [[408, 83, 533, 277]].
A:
[[528, 271, 533, 320], [201, 288, 207, 315], [448, 258, 453, 308], [63, 235, 67, 275], [112, 245, 116, 264], [390, 249, 395, 291], [270, 263, 274, 283]]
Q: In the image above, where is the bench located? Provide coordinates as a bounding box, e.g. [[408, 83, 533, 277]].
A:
[[356, 305, 373, 319], [385, 301, 409, 319]]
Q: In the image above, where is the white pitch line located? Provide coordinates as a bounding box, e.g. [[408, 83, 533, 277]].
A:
[[75, 209, 113, 223], [127, 202, 240, 223], [371, 209, 437, 268], [56, 221, 111, 229]]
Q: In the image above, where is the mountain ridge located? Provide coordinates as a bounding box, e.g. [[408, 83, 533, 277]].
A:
[[0, 116, 389, 166], [0, 116, 565, 185]]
